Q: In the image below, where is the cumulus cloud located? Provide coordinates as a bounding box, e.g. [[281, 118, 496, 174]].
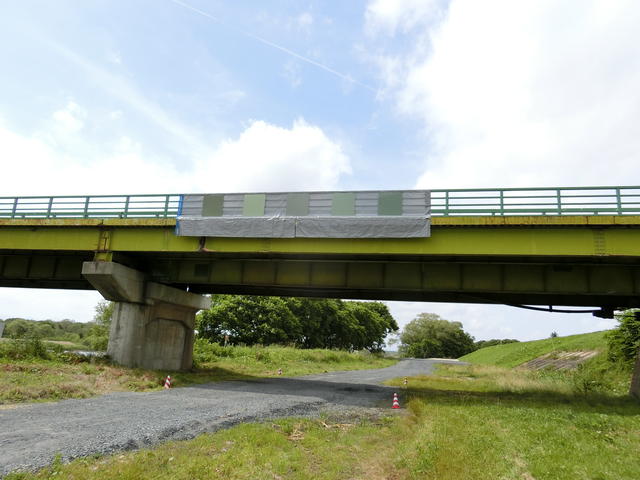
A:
[[0, 109, 350, 196], [198, 119, 351, 192], [366, 0, 640, 188]]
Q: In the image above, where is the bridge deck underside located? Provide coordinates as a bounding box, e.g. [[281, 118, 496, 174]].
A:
[[1, 250, 639, 308]]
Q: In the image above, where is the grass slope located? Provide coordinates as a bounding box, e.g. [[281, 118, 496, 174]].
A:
[[460, 331, 608, 367]]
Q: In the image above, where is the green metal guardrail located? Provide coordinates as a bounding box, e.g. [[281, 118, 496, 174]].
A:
[[0, 194, 182, 219], [0, 186, 639, 219]]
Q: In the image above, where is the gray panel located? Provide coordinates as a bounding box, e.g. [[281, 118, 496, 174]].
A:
[[309, 192, 333, 216], [223, 194, 244, 216], [180, 195, 204, 216], [355, 192, 379, 216], [264, 193, 287, 216], [403, 191, 431, 216]]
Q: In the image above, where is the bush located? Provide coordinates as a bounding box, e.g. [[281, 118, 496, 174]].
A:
[[606, 309, 640, 367], [0, 337, 50, 361]]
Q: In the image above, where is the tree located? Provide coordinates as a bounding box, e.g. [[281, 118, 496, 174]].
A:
[[85, 300, 115, 351], [197, 295, 302, 346], [399, 313, 475, 359], [473, 338, 519, 350], [197, 295, 398, 351], [607, 309, 640, 367]]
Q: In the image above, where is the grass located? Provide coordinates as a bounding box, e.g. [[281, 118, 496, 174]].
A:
[[0, 339, 396, 405], [460, 330, 608, 367], [8, 363, 640, 480]]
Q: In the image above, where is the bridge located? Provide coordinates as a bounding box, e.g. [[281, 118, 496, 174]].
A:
[[1, 186, 639, 397]]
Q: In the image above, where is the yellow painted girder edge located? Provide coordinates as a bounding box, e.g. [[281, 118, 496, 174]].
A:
[[3, 215, 640, 228], [1, 224, 640, 257], [203, 228, 640, 256]]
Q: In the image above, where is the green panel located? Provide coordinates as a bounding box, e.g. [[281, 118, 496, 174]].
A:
[[286, 193, 309, 216], [378, 192, 402, 216], [243, 194, 266, 216], [331, 192, 355, 216], [202, 194, 224, 217]]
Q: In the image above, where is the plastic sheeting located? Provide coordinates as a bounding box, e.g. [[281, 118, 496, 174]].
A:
[[176, 215, 430, 238]]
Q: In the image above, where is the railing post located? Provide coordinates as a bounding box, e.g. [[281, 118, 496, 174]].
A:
[[445, 191, 450, 216], [164, 195, 170, 218], [499, 190, 504, 215], [83, 197, 90, 218], [11, 198, 18, 219], [47, 197, 53, 218], [616, 188, 623, 215], [123, 196, 130, 219], [556, 189, 562, 215]]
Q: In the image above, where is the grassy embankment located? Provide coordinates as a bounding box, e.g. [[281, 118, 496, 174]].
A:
[[7, 331, 640, 480], [459, 330, 607, 367], [0, 339, 395, 405]]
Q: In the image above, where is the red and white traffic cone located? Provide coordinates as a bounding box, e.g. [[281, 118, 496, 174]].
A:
[[164, 375, 172, 389], [392, 392, 400, 409]]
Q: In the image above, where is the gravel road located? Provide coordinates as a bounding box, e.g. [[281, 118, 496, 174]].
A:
[[0, 358, 460, 476]]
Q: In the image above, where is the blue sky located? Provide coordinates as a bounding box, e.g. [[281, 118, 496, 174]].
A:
[[1, 0, 639, 340]]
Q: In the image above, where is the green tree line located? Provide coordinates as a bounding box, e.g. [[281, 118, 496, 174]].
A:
[[197, 295, 398, 352]]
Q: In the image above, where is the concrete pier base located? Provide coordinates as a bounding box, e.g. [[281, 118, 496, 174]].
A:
[[82, 262, 210, 371], [631, 348, 640, 400]]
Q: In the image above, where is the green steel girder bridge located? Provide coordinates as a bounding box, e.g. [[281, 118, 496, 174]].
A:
[[1, 186, 640, 311], [1, 185, 639, 397]]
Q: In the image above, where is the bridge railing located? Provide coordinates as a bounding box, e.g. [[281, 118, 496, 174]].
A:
[[0, 194, 181, 219], [431, 186, 640, 216], [1, 186, 639, 219]]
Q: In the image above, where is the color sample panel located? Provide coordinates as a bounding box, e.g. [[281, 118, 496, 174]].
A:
[[243, 194, 266, 216], [286, 193, 310, 216], [378, 192, 402, 215], [202, 194, 224, 217], [332, 192, 355, 215]]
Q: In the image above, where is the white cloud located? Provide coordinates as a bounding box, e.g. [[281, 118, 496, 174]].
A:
[[198, 119, 351, 192], [297, 12, 314, 30], [283, 60, 303, 88], [365, 0, 440, 36], [0, 107, 350, 196], [51, 101, 86, 134], [366, 0, 640, 188]]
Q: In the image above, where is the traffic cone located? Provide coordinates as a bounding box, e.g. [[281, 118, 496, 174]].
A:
[[164, 375, 171, 389], [392, 392, 400, 409]]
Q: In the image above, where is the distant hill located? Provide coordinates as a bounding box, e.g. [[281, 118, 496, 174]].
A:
[[459, 331, 609, 368]]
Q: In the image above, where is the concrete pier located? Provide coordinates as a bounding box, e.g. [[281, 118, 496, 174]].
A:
[[631, 349, 640, 400], [631, 312, 640, 400], [82, 262, 210, 371]]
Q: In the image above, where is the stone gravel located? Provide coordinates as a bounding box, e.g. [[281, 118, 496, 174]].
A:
[[0, 358, 460, 477]]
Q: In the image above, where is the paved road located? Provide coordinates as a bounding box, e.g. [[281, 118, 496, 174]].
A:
[[0, 358, 460, 476]]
